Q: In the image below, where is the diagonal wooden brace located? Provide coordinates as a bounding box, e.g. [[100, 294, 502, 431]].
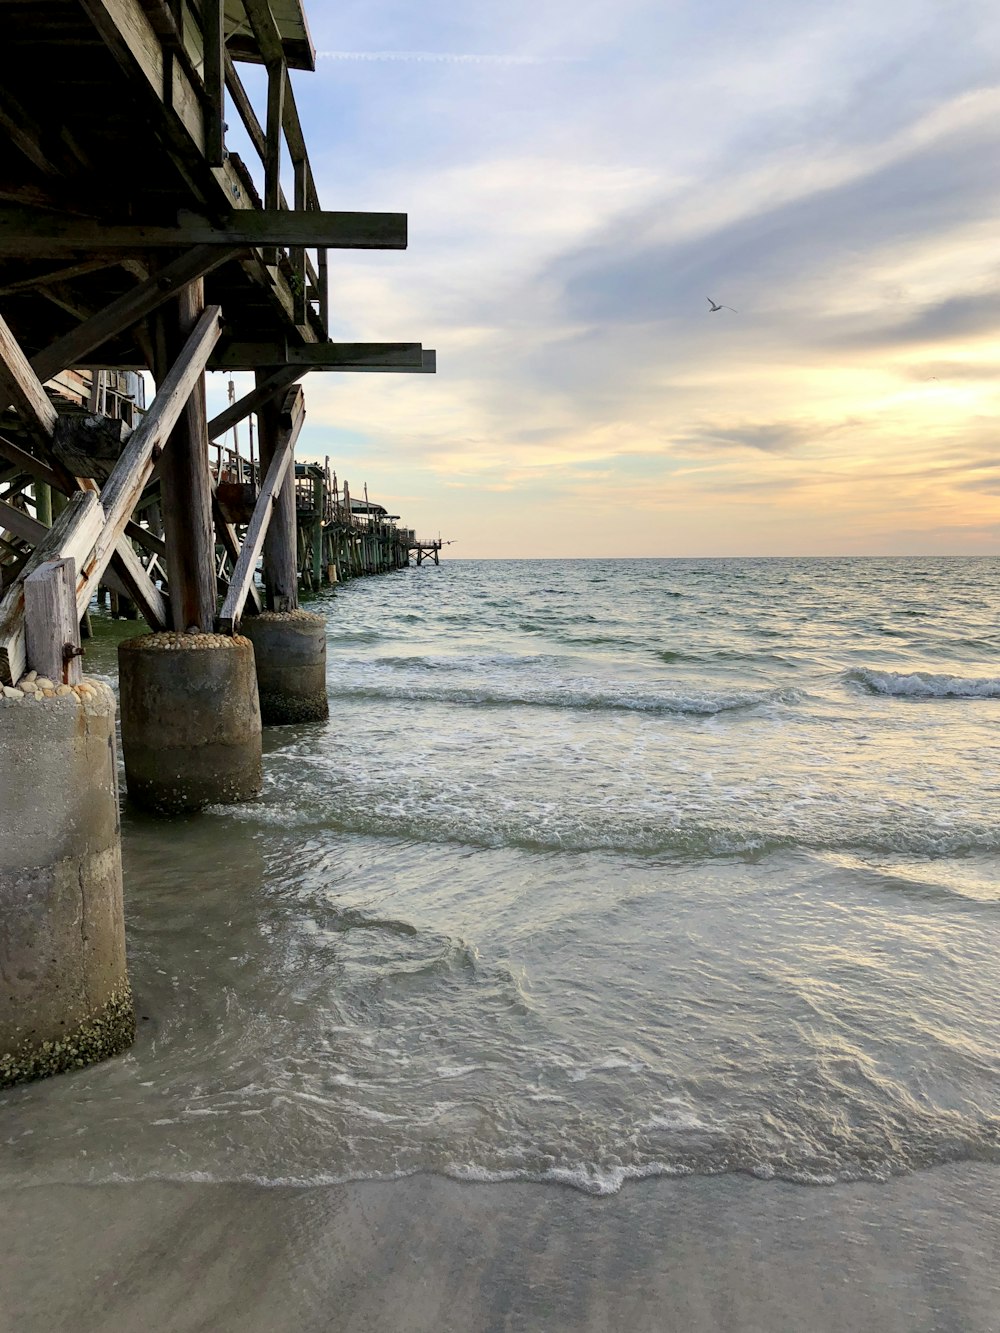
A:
[[0, 306, 222, 683], [216, 386, 305, 633]]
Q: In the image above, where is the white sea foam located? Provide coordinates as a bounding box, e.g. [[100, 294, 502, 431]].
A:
[[848, 668, 1000, 699]]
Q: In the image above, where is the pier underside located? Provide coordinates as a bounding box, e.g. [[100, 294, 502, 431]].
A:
[[0, 0, 436, 1086]]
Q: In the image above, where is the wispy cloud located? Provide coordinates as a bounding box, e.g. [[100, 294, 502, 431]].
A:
[[317, 50, 581, 65]]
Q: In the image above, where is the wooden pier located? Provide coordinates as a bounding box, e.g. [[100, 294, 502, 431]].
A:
[[0, 0, 438, 1087]]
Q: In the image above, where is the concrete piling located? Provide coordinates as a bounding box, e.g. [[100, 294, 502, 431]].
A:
[[241, 609, 329, 724], [118, 632, 263, 813], [0, 680, 134, 1089]]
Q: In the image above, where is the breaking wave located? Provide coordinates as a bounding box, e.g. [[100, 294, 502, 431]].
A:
[[847, 668, 1000, 699]]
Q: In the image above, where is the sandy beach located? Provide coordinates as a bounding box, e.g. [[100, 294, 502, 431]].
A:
[[3, 1164, 998, 1332]]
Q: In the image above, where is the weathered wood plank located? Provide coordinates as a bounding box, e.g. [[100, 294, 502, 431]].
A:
[[30, 245, 241, 384], [0, 491, 102, 685], [24, 559, 82, 685], [209, 341, 426, 370], [0, 207, 407, 255], [203, 0, 225, 166], [0, 498, 46, 546], [108, 541, 169, 630], [0, 312, 59, 440], [216, 386, 304, 632]]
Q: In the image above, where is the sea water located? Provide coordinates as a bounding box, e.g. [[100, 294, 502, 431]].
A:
[[2, 556, 999, 1195]]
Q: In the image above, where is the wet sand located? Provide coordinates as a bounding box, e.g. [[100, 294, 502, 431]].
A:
[[1, 1165, 998, 1332]]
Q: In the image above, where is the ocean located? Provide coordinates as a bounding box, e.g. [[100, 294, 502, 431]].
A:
[[2, 556, 1000, 1198]]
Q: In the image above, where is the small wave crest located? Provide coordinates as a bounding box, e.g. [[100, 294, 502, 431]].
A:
[[328, 678, 799, 716], [846, 668, 1000, 699]]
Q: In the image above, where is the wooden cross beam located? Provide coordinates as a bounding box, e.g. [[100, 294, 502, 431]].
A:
[[0, 207, 407, 257], [208, 341, 429, 370], [216, 386, 305, 633]]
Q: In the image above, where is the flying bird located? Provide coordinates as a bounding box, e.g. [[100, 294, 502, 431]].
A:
[[707, 297, 738, 313]]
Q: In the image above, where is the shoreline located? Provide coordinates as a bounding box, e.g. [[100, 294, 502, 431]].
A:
[[2, 1163, 998, 1332]]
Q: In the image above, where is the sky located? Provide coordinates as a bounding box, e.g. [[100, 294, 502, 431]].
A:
[[214, 0, 1000, 557]]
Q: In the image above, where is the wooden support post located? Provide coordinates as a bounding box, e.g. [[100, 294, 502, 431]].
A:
[[35, 481, 52, 527], [216, 386, 304, 633], [202, 0, 225, 167], [264, 60, 285, 266], [292, 156, 307, 325], [318, 249, 329, 334], [152, 281, 218, 631], [256, 378, 303, 613], [24, 558, 83, 685]]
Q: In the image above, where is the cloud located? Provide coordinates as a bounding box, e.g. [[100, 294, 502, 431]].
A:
[[283, 1, 1000, 554], [317, 50, 583, 65]]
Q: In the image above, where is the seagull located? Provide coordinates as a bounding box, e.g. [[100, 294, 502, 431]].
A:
[[707, 297, 738, 313]]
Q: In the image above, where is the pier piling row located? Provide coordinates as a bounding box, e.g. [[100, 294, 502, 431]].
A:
[[0, 0, 436, 1085]]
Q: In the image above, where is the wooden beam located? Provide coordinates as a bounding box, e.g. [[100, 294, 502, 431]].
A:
[[0, 490, 103, 685], [227, 33, 315, 72], [24, 559, 84, 685], [224, 53, 267, 162], [88, 304, 223, 607], [212, 491, 262, 616], [239, 0, 285, 65], [0, 207, 407, 255], [125, 519, 166, 559], [0, 435, 63, 493], [206, 365, 303, 440], [257, 383, 303, 613], [0, 312, 59, 441], [203, 0, 225, 166], [216, 386, 304, 632], [108, 542, 169, 630], [0, 499, 46, 547], [152, 281, 218, 632], [30, 244, 242, 384], [265, 59, 285, 214], [209, 341, 427, 370], [0, 260, 119, 296]]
